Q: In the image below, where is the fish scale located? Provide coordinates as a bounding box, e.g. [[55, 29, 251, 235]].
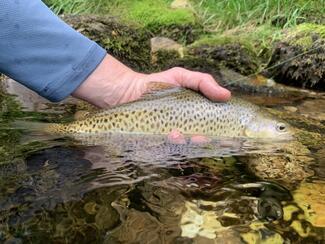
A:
[[46, 87, 291, 139]]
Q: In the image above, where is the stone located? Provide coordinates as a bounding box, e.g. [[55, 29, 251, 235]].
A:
[[170, 0, 191, 9], [297, 98, 325, 121], [246, 141, 314, 186], [283, 106, 298, 113], [293, 182, 325, 227], [1, 77, 79, 112], [150, 37, 184, 63]]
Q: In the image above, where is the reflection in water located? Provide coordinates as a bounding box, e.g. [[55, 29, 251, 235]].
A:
[[74, 132, 292, 160], [0, 137, 324, 243]]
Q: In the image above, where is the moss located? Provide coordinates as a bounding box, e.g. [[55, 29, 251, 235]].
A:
[[187, 35, 260, 75], [156, 54, 223, 80], [152, 49, 181, 69], [266, 23, 325, 90], [62, 15, 152, 72], [123, 0, 195, 29], [292, 36, 314, 48], [190, 35, 257, 55], [292, 23, 325, 38], [286, 23, 325, 48], [192, 35, 248, 48], [104, 0, 201, 43]]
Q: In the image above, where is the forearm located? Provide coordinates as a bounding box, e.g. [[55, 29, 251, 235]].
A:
[[0, 0, 106, 102]]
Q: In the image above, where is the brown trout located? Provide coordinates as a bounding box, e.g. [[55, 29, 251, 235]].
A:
[[46, 85, 292, 140]]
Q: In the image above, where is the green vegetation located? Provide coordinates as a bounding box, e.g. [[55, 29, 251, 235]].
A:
[[44, 0, 195, 28], [43, 0, 112, 15], [40, 1, 325, 86], [284, 23, 325, 47], [194, 0, 324, 30], [0, 78, 62, 164], [292, 23, 325, 38], [43, 0, 324, 60], [116, 0, 195, 29], [44, 0, 324, 31]]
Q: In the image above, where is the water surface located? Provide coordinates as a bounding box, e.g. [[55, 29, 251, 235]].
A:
[[0, 82, 324, 243]]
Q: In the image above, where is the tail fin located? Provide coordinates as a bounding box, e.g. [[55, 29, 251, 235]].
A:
[[11, 120, 54, 133], [11, 120, 65, 144]]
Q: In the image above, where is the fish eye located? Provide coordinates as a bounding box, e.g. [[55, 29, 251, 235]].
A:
[[276, 123, 287, 132]]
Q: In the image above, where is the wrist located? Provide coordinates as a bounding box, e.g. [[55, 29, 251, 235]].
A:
[[72, 54, 143, 107]]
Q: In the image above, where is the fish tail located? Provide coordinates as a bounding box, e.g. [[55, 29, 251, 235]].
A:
[[11, 120, 68, 145], [12, 120, 64, 134]]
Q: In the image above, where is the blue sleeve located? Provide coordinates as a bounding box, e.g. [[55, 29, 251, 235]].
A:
[[0, 0, 107, 102]]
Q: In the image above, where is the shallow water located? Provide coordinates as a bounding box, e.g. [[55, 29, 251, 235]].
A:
[[0, 81, 324, 243]]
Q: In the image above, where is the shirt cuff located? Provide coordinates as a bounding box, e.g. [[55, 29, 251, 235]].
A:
[[41, 43, 107, 102]]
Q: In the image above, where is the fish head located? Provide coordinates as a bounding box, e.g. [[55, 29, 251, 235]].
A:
[[244, 115, 293, 140]]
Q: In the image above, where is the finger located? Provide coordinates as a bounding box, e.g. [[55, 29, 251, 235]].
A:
[[145, 67, 231, 102], [179, 69, 231, 102], [167, 129, 186, 144], [190, 135, 211, 144]]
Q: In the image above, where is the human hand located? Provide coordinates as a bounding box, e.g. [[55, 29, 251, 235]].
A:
[[72, 54, 231, 108]]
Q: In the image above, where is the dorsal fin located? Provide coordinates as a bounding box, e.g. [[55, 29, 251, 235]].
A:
[[139, 81, 184, 100], [147, 81, 177, 92]]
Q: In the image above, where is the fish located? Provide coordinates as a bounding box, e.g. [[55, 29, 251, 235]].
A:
[[46, 83, 292, 140]]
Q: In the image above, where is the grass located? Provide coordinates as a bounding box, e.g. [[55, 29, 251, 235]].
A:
[[43, 0, 195, 27], [43, 0, 112, 14], [43, 0, 324, 61], [193, 0, 325, 31], [117, 0, 195, 29], [44, 0, 324, 32]]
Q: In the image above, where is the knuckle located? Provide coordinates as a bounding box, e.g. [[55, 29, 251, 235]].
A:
[[204, 74, 214, 80], [171, 67, 185, 73]]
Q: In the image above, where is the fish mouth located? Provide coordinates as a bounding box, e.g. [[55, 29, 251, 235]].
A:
[[243, 128, 294, 140], [275, 133, 294, 141]]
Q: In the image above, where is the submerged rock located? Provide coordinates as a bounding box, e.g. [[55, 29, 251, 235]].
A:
[[243, 92, 324, 187], [293, 182, 325, 227], [241, 221, 285, 244], [245, 145, 314, 186], [297, 98, 325, 121]]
